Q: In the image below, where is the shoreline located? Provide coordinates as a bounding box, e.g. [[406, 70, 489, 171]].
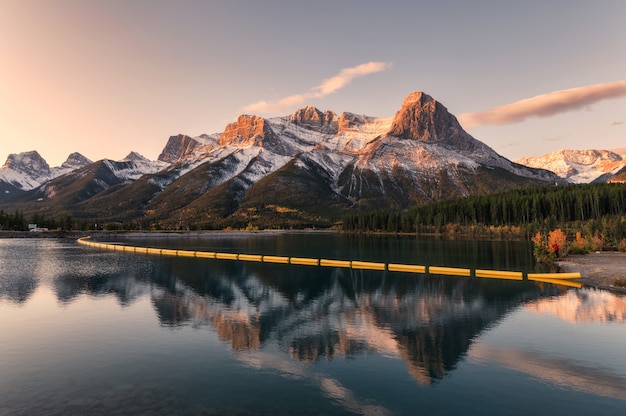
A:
[[558, 252, 626, 293]]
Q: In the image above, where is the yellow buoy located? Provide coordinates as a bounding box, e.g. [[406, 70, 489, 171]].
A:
[[475, 269, 523, 280], [387, 263, 426, 273], [239, 254, 263, 262], [320, 259, 351, 268], [429, 266, 471, 277], [263, 255, 290, 264], [527, 272, 581, 280], [290, 257, 319, 266], [215, 252, 239, 260], [351, 260, 386, 271], [195, 251, 216, 259]]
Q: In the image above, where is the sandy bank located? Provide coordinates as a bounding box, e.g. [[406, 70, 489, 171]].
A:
[[558, 252, 626, 293]]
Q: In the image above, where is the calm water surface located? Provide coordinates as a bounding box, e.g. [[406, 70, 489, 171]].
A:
[[1, 233, 625, 415]]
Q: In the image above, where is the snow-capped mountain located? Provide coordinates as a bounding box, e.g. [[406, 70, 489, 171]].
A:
[[58, 152, 93, 171], [0, 151, 93, 192], [0, 149, 169, 192], [0, 151, 51, 191], [116, 152, 169, 181], [515, 149, 625, 183], [1, 91, 562, 227]]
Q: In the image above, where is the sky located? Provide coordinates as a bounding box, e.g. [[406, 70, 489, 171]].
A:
[[1, 0, 625, 167]]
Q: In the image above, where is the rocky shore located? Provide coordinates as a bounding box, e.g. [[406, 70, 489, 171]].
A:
[[558, 251, 626, 293]]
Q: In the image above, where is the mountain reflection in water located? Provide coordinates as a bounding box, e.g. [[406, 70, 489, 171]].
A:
[[49, 254, 563, 385], [3, 238, 626, 415], [525, 289, 626, 323]]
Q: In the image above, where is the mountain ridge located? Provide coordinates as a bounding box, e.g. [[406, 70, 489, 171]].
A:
[[515, 149, 625, 183], [1, 91, 564, 228]]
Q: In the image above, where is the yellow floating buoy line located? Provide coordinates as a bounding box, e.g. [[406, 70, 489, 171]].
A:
[[77, 236, 583, 288]]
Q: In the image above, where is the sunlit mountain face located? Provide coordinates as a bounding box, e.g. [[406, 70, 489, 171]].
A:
[[1, 92, 560, 226]]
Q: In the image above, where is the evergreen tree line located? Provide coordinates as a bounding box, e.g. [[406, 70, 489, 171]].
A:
[[343, 183, 626, 239], [0, 210, 172, 232], [0, 210, 74, 231]]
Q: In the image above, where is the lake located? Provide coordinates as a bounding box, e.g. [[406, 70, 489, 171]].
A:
[[1, 233, 625, 415]]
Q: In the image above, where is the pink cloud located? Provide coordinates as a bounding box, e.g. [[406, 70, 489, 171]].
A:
[[458, 80, 626, 129], [243, 62, 392, 114]]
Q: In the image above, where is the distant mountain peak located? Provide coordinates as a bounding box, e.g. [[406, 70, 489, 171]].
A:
[[0, 150, 52, 191], [516, 149, 625, 183], [2, 150, 50, 174], [122, 151, 149, 162], [61, 152, 92, 169]]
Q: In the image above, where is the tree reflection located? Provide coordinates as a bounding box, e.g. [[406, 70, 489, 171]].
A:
[[0, 274, 37, 303]]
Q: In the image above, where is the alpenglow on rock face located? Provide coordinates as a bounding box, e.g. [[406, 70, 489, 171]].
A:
[[387, 92, 481, 150], [219, 115, 270, 147], [158, 134, 218, 164], [290, 106, 339, 133], [388, 92, 452, 142], [1, 91, 562, 227]]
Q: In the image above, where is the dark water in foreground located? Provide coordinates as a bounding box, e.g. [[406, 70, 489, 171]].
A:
[[1, 233, 625, 415]]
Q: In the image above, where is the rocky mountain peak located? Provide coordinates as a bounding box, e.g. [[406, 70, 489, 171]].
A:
[[122, 151, 148, 162], [337, 112, 370, 133], [219, 115, 270, 147], [61, 152, 92, 169], [158, 134, 204, 164], [290, 106, 338, 133], [401, 91, 436, 108], [384, 91, 493, 164], [387, 91, 462, 143], [2, 150, 50, 176]]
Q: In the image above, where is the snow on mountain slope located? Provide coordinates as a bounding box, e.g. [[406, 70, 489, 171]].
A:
[[3, 91, 564, 225], [154, 92, 562, 215], [119, 152, 169, 178], [0, 151, 51, 190], [0, 151, 94, 191], [158, 133, 219, 164], [50, 152, 93, 179], [516, 149, 625, 183]]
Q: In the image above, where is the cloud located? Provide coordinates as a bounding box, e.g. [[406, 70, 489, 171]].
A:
[[242, 62, 393, 114], [458, 80, 626, 129]]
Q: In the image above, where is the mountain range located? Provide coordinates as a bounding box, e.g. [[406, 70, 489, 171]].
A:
[[3, 91, 615, 229], [515, 149, 626, 184]]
